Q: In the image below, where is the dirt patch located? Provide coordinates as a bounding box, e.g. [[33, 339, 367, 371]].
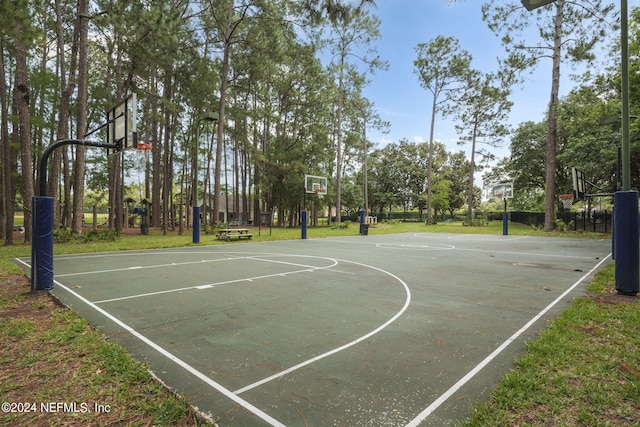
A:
[[590, 289, 640, 306]]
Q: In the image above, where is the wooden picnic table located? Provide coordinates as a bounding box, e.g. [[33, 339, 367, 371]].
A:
[[215, 228, 253, 241]]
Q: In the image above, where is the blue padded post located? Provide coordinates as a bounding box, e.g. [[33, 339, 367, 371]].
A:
[[31, 196, 54, 292], [613, 191, 639, 295], [193, 206, 201, 244], [301, 210, 307, 240]]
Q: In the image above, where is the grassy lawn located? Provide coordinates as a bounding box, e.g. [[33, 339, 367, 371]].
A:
[[1, 221, 627, 426], [461, 263, 640, 426]]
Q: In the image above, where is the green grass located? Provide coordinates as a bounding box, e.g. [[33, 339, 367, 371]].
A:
[[461, 263, 640, 426], [0, 284, 206, 426]]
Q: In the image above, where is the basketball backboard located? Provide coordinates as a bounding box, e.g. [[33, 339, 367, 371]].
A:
[[487, 182, 513, 200], [107, 93, 137, 151], [305, 175, 327, 195], [572, 167, 586, 201]]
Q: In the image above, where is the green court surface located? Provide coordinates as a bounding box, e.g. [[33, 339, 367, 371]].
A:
[[18, 232, 611, 426]]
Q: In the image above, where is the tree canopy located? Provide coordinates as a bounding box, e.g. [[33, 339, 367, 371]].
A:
[[1, 1, 639, 243]]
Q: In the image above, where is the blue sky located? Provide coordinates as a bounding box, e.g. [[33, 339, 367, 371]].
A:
[[360, 0, 568, 163]]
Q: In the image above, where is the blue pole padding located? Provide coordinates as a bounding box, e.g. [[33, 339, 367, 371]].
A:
[[193, 206, 200, 243], [32, 196, 54, 292], [301, 210, 307, 239], [613, 191, 639, 295], [611, 206, 615, 260], [502, 212, 508, 236], [360, 209, 365, 225]]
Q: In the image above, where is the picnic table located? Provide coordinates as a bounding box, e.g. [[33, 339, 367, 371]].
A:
[[215, 228, 253, 241]]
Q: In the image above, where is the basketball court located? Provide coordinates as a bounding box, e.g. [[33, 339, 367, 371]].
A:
[[16, 232, 611, 426]]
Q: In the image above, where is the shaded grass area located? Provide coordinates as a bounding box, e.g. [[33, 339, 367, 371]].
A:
[[461, 263, 640, 426], [0, 276, 211, 426]]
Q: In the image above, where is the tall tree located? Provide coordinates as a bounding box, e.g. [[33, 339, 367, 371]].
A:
[[205, 0, 256, 226], [414, 36, 473, 225], [452, 70, 512, 222], [506, 120, 547, 199], [51, 0, 79, 232], [483, 0, 615, 231], [308, 0, 384, 222], [443, 150, 470, 217], [0, 37, 14, 243], [11, 0, 35, 242], [71, 0, 90, 234]]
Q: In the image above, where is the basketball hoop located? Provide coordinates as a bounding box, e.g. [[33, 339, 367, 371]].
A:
[[494, 193, 503, 200], [314, 189, 325, 199], [559, 193, 574, 209], [135, 142, 152, 151]]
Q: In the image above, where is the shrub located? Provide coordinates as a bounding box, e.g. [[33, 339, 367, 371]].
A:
[[555, 218, 574, 232], [331, 221, 350, 230], [53, 228, 73, 243], [53, 228, 119, 243]]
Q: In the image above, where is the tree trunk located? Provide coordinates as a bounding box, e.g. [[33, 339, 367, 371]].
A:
[[13, 17, 33, 243], [162, 72, 173, 235], [1, 40, 17, 245], [52, 0, 78, 234], [151, 75, 161, 228], [213, 0, 235, 226], [0, 43, 5, 242], [335, 53, 345, 223], [467, 124, 478, 224], [543, 0, 564, 232], [72, 0, 89, 234], [62, 150, 71, 227], [426, 94, 437, 225]]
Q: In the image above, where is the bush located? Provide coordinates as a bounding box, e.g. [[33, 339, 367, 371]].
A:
[[53, 228, 73, 243], [331, 221, 350, 230], [463, 219, 487, 227], [382, 219, 401, 225], [53, 228, 119, 243], [555, 218, 574, 232]]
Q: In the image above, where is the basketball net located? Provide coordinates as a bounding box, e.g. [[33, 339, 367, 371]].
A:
[[559, 194, 574, 209]]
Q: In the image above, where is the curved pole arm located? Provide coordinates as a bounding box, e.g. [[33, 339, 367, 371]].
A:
[[39, 139, 117, 196]]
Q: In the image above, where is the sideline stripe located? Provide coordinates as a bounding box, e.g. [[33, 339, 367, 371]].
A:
[[404, 253, 612, 427], [13, 258, 286, 427]]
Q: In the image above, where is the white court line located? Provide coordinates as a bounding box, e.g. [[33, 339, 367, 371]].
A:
[[234, 257, 411, 395], [243, 254, 357, 275], [93, 256, 339, 304], [55, 257, 240, 277], [95, 269, 320, 303], [16, 255, 411, 426], [12, 257, 286, 427], [456, 247, 601, 260], [445, 234, 529, 241], [404, 253, 611, 427], [334, 238, 597, 260], [376, 242, 455, 251]]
